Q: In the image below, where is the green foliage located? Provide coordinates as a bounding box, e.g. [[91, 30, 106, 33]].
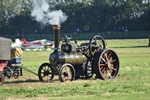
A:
[[0, 0, 150, 35]]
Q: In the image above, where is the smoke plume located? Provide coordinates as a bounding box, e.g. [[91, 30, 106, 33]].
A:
[[31, 0, 67, 26]]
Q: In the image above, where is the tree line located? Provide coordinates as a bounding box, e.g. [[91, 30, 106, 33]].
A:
[[0, 0, 150, 35]]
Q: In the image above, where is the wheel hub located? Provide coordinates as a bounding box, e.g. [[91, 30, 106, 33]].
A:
[[44, 71, 49, 76], [107, 62, 111, 68], [63, 72, 68, 76]]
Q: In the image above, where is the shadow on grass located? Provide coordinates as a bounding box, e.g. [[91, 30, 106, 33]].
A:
[[4, 77, 96, 85], [4, 78, 63, 85], [112, 45, 149, 48], [4, 79, 40, 84]]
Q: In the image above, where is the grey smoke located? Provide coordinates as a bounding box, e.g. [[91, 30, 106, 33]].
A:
[[31, 0, 67, 25]]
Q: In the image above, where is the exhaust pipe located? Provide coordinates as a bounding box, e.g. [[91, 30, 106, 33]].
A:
[[52, 25, 60, 50]]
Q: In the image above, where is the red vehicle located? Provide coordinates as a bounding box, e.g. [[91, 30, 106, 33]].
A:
[[0, 37, 23, 85]]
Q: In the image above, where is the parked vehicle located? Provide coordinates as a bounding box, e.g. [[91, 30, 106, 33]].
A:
[[0, 37, 23, 85]]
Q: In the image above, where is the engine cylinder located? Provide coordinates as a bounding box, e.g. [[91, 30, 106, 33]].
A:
[[49, 51, 87, 66]]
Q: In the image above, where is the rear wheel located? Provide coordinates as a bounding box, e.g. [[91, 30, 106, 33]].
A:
[[93, 49, 120, 80], [0, 73, 4, 85]]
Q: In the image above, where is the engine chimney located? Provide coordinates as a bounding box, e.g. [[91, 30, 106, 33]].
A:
[[52, 25, 60, 50]]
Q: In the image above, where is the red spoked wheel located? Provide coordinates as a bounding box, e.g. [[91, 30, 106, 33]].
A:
[[58, 63, 75, 82], [38, 63, 54, 82], [0, 73, 4, 85], [93, 49, 120, 80]]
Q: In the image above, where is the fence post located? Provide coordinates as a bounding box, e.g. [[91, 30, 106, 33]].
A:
[[148, 35, 150, 47]]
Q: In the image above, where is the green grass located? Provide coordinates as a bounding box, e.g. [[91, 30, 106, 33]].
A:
[[0, 39, 150, 100]]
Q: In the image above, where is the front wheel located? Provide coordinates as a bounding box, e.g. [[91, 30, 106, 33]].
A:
[[58, 63, 75, 82], [0, 73, 4, 85], [38, 63, 54, 82]]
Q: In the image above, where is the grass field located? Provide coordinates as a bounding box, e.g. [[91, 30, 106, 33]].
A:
[[0, 39, 150, 100]]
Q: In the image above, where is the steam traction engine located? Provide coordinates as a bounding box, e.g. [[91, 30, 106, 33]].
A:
[[38, 25, 120, 82]]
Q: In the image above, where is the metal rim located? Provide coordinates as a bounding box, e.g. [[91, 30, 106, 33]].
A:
[[59, 63, 75, 82], [38, 63, 54, 82], [0, 73, 4, 85], [94, 49, 120, 80], [89, 35, 106, 57]]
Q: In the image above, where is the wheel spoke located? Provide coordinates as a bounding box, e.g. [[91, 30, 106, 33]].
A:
[[104, 52, 109, 62], [100, 66, 104, 70], [100, 64, 105, 66], [103, 70, 112, 78], [100, 60, 103, 63], [42, 68, 46, 72], [107, 71, 112, 78], [109, 67, 117, 71], [101, 67, 106, 73], [101, 57, 106, 62], [110, 59, 116, 63], [108, 52, 112, 59]]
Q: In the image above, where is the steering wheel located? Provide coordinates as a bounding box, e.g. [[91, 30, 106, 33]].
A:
[[89, 35, 106, 57]]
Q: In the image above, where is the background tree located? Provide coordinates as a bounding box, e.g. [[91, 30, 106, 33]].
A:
[[0, 0, 150, 35]]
